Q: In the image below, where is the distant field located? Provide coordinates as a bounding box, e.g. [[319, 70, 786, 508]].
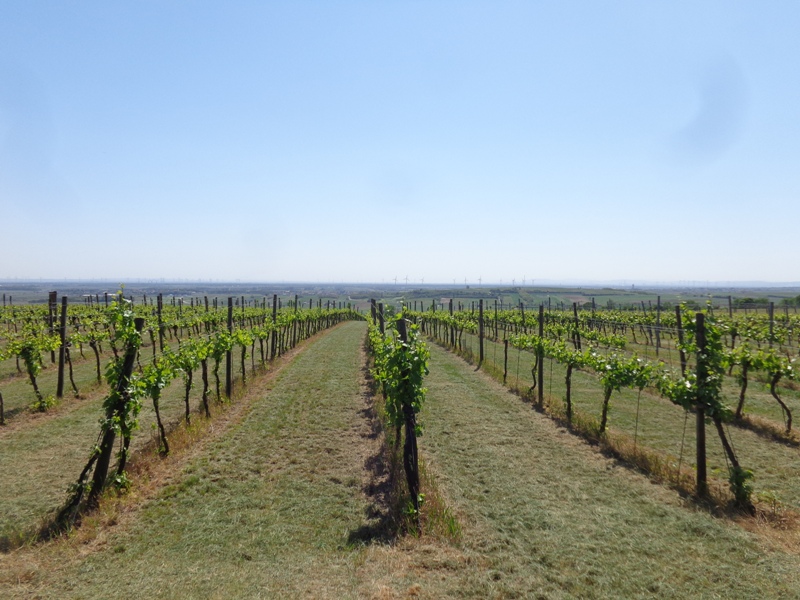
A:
[[3, 280, 800, 311]]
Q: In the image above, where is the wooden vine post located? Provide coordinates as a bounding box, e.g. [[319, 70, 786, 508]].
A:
[[225, 297, 233, 398], [537, 305, 545, 406], [656, 295, 661, 356], [478, 298, 484, 365], [157, 293, 165, 352], [494, 299, 498, 339], [695, 312, 708, 498], [503, 339, 509, 384], [396, 316, 420, 524], [572, 302, 582, 350], [271, 294, 278, 360], [675, 306, 687, 377], [769, 302, 775, 348], [48, 291, 58, 363], [449, 299, 455, 347], [56, 296, 68, 398], [293, 294, 299, 347]]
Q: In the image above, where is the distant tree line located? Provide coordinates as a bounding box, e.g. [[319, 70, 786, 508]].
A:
[[730, 295, 800, 307]]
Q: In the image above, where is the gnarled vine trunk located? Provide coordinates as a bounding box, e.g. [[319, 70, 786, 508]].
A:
[[184, 369, 193, 425], [735, 362, 748, 419], [770, 373, 792, 433], [600, 387, 613, 434], [200, 359, 210, 418]]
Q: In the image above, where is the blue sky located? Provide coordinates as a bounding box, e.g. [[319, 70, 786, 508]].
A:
[[1, 2, 798, 284]]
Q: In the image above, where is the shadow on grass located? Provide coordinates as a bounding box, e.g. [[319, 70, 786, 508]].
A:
[[0, 404, 29, 423], [734, 414, 799, 448], [347, 446, 399, 545], [348, 359, 403, 546]]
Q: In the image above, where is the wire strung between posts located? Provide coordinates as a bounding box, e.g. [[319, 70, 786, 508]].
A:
[[633, 388, 642, 455], [677, 410, 689, 484], [725, 421, 739, 460], [666, 340, 674, 369]]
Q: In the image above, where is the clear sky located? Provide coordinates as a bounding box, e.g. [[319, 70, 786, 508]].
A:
[[1, 2, 798, 284]]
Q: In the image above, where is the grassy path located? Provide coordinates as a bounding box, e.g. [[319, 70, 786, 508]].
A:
[[0, 358, 198, 542], [5, 322, 800, 598], [367, 342, 800, 598], [5, 321, 378, 598], [459, 331, 800, 508]]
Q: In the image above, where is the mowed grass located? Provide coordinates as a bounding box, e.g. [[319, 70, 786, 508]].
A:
[[5, 321, 379, 598], [465, 331, 800, 509], [0, 337, 239, 543], [399, 343, 800, 598], [4, 321, 800, 598]]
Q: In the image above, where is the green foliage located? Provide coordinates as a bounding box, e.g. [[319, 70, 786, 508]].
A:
[[232, 327, 254, 350], [368, 313, 430, 434], [420, 301, 762, 506], [733, 297, 770, 307], [760, 348, 796, 382], [209, 331, 234, 362], [99, 295, 146, 458], [110, 471, 132, 491], [588, 352, 650, 394], [5, 323, 61, 402], [729, 466, 754, 507], [139, 355, 178, 402], [30, 394, 57, 412]]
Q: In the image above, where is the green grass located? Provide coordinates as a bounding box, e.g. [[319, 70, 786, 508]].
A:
[[0, 361, 195, 544], [0, 333, 244, 543], [403, 343, 800, 598], [458, 330, 800, 510], [5, 322, 380, 598], [4, 320, 800, 598]]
